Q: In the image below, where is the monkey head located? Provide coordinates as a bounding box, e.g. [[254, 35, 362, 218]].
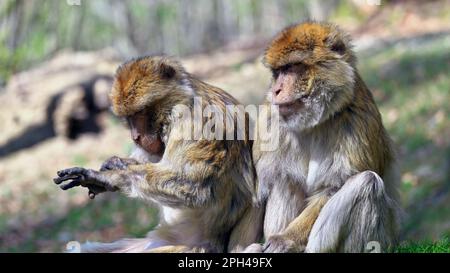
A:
[[110, 56, 194, 156], [263, 21, 356, 130]]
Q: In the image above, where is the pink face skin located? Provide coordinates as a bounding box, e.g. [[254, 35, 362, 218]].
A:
[[128, 112, 164, 156], [270, 64, 308, 117]]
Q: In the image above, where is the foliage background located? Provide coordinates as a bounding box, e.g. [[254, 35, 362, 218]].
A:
[[0, 0, 449, 252]]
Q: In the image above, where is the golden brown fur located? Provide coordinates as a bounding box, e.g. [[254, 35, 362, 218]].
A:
[[55, 56, 262, 253], [263, 21, 355, 68], [248, 21, 401, 253]]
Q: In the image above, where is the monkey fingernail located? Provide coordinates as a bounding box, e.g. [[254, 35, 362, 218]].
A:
[[89, 192, 96, 199]]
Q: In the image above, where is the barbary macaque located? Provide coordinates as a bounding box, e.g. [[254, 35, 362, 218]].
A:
[[54, 56, 262, 253], [247, 21, 401, 253]]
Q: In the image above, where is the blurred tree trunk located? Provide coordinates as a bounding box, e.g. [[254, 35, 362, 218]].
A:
[[251, 0, 262, 34], [8, 0, 24, 50], [124, 2, 140, 53], [0, 0, 340, 80], [72, 2, 86, 51], [307, 0, 340, 21]]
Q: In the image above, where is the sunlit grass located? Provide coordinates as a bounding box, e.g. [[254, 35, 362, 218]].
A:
[[394, 238, 450, 253]]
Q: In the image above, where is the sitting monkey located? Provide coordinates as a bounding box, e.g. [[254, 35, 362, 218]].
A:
[[247, 21, 401, 253], [55, 56, 262, 253]]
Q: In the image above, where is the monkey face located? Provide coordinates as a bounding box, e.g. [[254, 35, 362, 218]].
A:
[[269, 63, 311, 117], [265, 22, 357, 130]]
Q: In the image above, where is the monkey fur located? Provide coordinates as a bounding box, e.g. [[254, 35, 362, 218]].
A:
[[248, 21, 401, 253], [55, 56, 262, 253]]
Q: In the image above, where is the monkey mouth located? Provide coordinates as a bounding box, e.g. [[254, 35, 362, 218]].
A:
[[276, 100, 304, 117], [139, 136, 165, 156]]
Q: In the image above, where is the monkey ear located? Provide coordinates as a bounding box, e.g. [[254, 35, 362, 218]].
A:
[[158, 62, 176, 79], [330, 40, 346, 55]]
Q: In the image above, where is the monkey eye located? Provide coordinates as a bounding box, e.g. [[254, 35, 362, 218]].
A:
[[331, 41, 346, 55], [280, 64, 292, 72], [272, 64, 292, 78], [272, 69, 280, 79]]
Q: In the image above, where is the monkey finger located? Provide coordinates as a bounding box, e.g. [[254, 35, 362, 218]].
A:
[[100, 156, 127, 171], [99, 162, 113, 171], [60, 179, 82, 190], [263, 236, 295, 253], [263, 240, 280, 253], [99, 166, 111, 172], [99, 164, 118, 171], [88, 191, 96, 199], [53, 175, 80, 185], [57, 167, 86, 177]]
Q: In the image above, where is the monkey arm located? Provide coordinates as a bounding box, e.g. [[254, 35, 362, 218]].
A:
[[52, 156, 141, 199], [55, 163, 215, 208], [123, 161, 217, 208], [263, 194, 329, 253], [283, 194, 329, 246], [55, 113, 229, 205], [55, 141, 223, 208], [122, 138, 229, 208]]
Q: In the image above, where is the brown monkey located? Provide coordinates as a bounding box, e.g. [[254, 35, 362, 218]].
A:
[[248, 22, 401, 253], [54, 56, 262, 253]]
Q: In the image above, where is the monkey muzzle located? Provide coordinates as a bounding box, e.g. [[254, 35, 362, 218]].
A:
[[275, 100, 304, 118]]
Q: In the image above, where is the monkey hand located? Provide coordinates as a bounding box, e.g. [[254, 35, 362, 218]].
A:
[[54, 167, 118, 199], [100, 156, 139, 171], [263, 234, 304, 253]]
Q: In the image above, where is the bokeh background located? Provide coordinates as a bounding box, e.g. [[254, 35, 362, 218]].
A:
[[0, 0, 449, 252]]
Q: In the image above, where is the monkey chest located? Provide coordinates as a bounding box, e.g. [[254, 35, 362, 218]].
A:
[[258, 150, 342, 196]]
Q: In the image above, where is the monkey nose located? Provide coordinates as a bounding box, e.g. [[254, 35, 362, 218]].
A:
[[132, 134, 141, 143], [273, 88, 282, 97]]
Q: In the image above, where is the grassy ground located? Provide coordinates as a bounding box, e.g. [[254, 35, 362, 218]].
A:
[[394, 238, 450, 253], [358, 35, 450, 246]]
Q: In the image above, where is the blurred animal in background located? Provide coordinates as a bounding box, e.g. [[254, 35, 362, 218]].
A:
[[54, 56, 262, 253], [247, 21, 401, 253], [0, 75, 112, 157]]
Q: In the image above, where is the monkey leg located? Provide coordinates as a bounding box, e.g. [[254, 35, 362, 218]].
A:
[[75, 231, 172, 253], [263, 194, 328, 253], [305, 171, 400, 253], [77, 238, 156, 253], [227, 205, 264, 253]]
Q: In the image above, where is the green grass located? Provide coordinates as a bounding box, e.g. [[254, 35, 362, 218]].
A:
[[394, 238, 450, 253], [358, 34, 450, 243]]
